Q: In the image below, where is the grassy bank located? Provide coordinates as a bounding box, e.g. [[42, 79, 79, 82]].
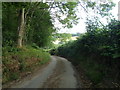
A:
[[2, 46, 51, 84]]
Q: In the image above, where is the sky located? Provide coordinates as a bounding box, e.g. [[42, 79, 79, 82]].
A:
[[55, 0, 120, 34]]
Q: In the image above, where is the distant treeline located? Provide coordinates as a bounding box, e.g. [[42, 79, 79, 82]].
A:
[[72, 33, 82, 37]]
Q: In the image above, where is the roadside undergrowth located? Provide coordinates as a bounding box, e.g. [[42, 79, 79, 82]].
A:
[[2, 46, 51, 84]]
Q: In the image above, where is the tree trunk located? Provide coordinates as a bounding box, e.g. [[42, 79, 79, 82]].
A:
[[17, 8, 25, 48]]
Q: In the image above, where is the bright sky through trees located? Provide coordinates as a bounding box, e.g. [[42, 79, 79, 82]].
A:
[[56, 0, 120, 34]]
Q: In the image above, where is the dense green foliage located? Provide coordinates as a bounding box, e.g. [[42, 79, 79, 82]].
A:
[[2, 3, 18, 46], [2, 46, 50, 84], [26, 6, 54, 47], [2, 2, 55, 47], [53, 19, 120, 86], [2, 2, 79, 48]]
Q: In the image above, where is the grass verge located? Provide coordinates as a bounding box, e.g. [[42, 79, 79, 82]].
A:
[[2, 46, 51, 84]]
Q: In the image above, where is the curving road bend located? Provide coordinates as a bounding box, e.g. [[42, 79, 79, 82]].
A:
[[11, 56, 81, 88]]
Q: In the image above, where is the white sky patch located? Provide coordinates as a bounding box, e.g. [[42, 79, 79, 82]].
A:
[[111, 0, 120, 19], [52, 0, 120, 34]]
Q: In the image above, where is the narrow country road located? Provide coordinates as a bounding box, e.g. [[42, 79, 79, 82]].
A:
[[11, 56, 81, 88]]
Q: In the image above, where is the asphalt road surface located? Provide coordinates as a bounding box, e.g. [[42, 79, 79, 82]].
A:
[[11, 56, 81, 88]]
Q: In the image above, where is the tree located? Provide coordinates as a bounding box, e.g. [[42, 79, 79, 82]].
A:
[[3, 2, 79, 48], [3, 1, 115, 48], [18, 8, 25, 47], [3, 2, 51, 47]]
